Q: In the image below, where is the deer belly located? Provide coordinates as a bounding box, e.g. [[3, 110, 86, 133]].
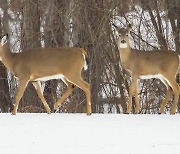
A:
[[139, 74, 169, 85], [139, 74, 172, 87], [32, 74, 64, 81], [139, 74, 164, 80]]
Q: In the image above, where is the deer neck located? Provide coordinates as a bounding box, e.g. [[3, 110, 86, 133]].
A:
[[117, 40, 132, 66], [1, 45, 15, 73]]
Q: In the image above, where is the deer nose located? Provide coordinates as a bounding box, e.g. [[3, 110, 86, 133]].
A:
[[121, 40, 126, 44]]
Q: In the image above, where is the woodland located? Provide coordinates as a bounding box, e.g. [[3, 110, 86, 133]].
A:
[[0, 0, 179, 114]]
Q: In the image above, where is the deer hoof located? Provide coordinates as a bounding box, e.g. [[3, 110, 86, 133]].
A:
[[87, 112, 92, 116], [47, 111, 51, 114], [170, 112, 176, 115], [11, 112, 16, 115]]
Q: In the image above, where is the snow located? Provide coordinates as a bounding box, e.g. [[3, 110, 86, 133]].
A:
[[0, 113, 180, 154]]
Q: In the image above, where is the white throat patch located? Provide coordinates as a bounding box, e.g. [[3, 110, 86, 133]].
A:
[[119, 43, 128, 49]]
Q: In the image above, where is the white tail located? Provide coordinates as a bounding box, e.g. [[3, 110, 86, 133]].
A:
[[0, 34, 91, 115], [113, 23, 179, 114], [82, 51, 88, 70]]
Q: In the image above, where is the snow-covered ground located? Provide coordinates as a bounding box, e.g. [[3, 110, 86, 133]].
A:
[[0, 113, 180, 154]]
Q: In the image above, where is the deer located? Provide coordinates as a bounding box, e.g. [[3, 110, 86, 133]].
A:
[[113, 23, 180, 115], [0, 34, 91, 115]]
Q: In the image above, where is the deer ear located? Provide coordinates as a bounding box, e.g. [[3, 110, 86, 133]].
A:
[[112, 24, 118, 30], [128, 21, 134, 28], [1, 34, 8, 46], [127, 21, 133, 33]]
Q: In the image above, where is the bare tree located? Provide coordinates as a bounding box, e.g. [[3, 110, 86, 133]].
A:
[[0, 0, 11, 112], [19, 0, 43, 113], [0, 0, 179, 114]]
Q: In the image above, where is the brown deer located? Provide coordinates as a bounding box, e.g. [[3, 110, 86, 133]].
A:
[[113, 23, 179, 114], [0, 34, 91, 115]]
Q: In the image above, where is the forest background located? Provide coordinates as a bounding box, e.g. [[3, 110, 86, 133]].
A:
[[0, 0, 179, 114]]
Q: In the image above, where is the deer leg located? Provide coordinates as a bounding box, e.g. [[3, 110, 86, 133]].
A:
[[134, 83, 140, 114], [32, 81, 51, 114], [54, 78, 74, 111], [126, 76, 138, 114], [69, 78, 91, 115], [169, 80, 179, 115], [159, 80, 172, 114], [76, 80, 91, 115], [12, 79, 28, 115]]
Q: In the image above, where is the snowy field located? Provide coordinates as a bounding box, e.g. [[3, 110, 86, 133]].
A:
[[0, 113, 180, 154]]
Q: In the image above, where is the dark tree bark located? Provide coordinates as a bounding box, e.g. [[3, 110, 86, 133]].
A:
[[42, 0, 71, 111], [0, 0, 12, 112]]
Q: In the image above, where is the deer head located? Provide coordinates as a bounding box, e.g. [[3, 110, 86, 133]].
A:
[[113, 23, 133, 49]]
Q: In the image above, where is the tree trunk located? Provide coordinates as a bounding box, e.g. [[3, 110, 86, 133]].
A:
[[43, 0, 71, 111], [19, 0, 43, 113], [0, 0, 12, 112]]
